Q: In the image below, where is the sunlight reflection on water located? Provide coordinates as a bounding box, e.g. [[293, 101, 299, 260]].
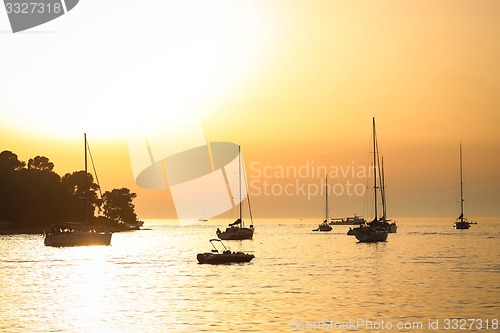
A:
[[1, 218, 499, 332]]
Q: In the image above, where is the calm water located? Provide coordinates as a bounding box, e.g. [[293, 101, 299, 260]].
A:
[[1, 218, 499, 332]]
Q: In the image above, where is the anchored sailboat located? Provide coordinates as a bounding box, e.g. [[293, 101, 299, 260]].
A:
[[216, 146, 254, 240], [44, 134, 112, 246], [313, 177, 332, 232], [197, 239, 254, 264], [353, 118, 389, 242], [454, 143, 475, 229]]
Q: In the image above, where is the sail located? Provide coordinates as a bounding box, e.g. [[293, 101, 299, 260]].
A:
[[229, 218, 242, 227], [224, 149, 248, 206]]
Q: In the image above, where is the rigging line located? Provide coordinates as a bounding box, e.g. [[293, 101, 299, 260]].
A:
[[86, 139, 103, 199], [374, 122, 384, 217], [243, 157, 254, 226]]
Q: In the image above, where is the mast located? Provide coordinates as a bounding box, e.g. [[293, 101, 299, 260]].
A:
[[372, 117, 378, 222], [459, 143, 464, 222], [239, 145, 243, 227], [84, 133, 88, 224], [325, 176, 329, 221], [381, 156, 386, 221]]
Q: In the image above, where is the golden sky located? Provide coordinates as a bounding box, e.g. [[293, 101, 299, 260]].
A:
[[1, 1, 499, 219]]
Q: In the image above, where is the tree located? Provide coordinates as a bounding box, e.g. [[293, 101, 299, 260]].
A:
[[28, 156, 54, 171], [16, 157, 62, 226], [0, 150, 25, 172], [60, 171, 101, 222], [102, 188, 140, 225], [0, 149, 142, 232], [0, 151, 26, 222]]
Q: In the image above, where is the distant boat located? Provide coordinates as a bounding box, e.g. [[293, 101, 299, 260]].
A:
[[197, 207, 208, 222], [313, 177, 332, 232], [197, 239, 254, 264], [330, 214, 366, 225], [454, 144, 476, 229], [44, 134, 112, 247], [353, 118, 388, 242], [216, 146, 254, 240]]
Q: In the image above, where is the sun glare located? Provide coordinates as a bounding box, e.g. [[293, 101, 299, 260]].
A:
[[2, 3, 277, 141]]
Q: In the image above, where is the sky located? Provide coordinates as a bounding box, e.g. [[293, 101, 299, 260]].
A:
[[1, 0, 499, 220]]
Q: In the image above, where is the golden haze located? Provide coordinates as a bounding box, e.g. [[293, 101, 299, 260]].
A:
[[1, 1, 499, 219]]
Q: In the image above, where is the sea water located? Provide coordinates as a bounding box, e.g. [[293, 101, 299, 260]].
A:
[[1, 218, 499, 332]]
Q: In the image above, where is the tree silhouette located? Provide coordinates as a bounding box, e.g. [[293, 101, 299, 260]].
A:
[[0, 150, 140, 232], [0, 151, 25, 171], [60, 171, 101, 223], [28, 156, 54, 171], [102, 188, 140, 225]]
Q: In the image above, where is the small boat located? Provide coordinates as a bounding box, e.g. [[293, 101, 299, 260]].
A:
[[216, 146, 254, 240], [330, 214, 366, 225], [453, 144, 476, 229], [44, 134, 112, 246], [197, 207, 208, 222], [197, 239, 254, 264], [388, 221, 398, 233], [217, 219, 254, 240], [353, 118, 388, 242], [44, 223, 111, 246], [313, 177, 332, 232]]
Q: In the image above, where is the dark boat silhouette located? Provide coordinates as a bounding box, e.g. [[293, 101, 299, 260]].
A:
[[216, 146, 254, 240], [352, 118, 389, 242], [197, 239, 254, 264], [453, 144, 476, 229]]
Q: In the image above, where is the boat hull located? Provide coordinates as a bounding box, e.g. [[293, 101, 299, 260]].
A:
[[44, 232, 112, 246], [454, 221, 470, 229], [313, 221, 332, 232], [217, 227, 254, 240], [197, 252, 254, 264], [318, 225, 332, 232], [354, 227, 388, 242]]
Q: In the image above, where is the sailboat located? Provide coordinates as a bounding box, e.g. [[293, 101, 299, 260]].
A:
[[216, 146, 254, 240], [44, 134, 112, 246], [353, 118, 389, 242], [454, 144, 475, 229], [313, 177, 332, 232], [197, 207, 208, 222]]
